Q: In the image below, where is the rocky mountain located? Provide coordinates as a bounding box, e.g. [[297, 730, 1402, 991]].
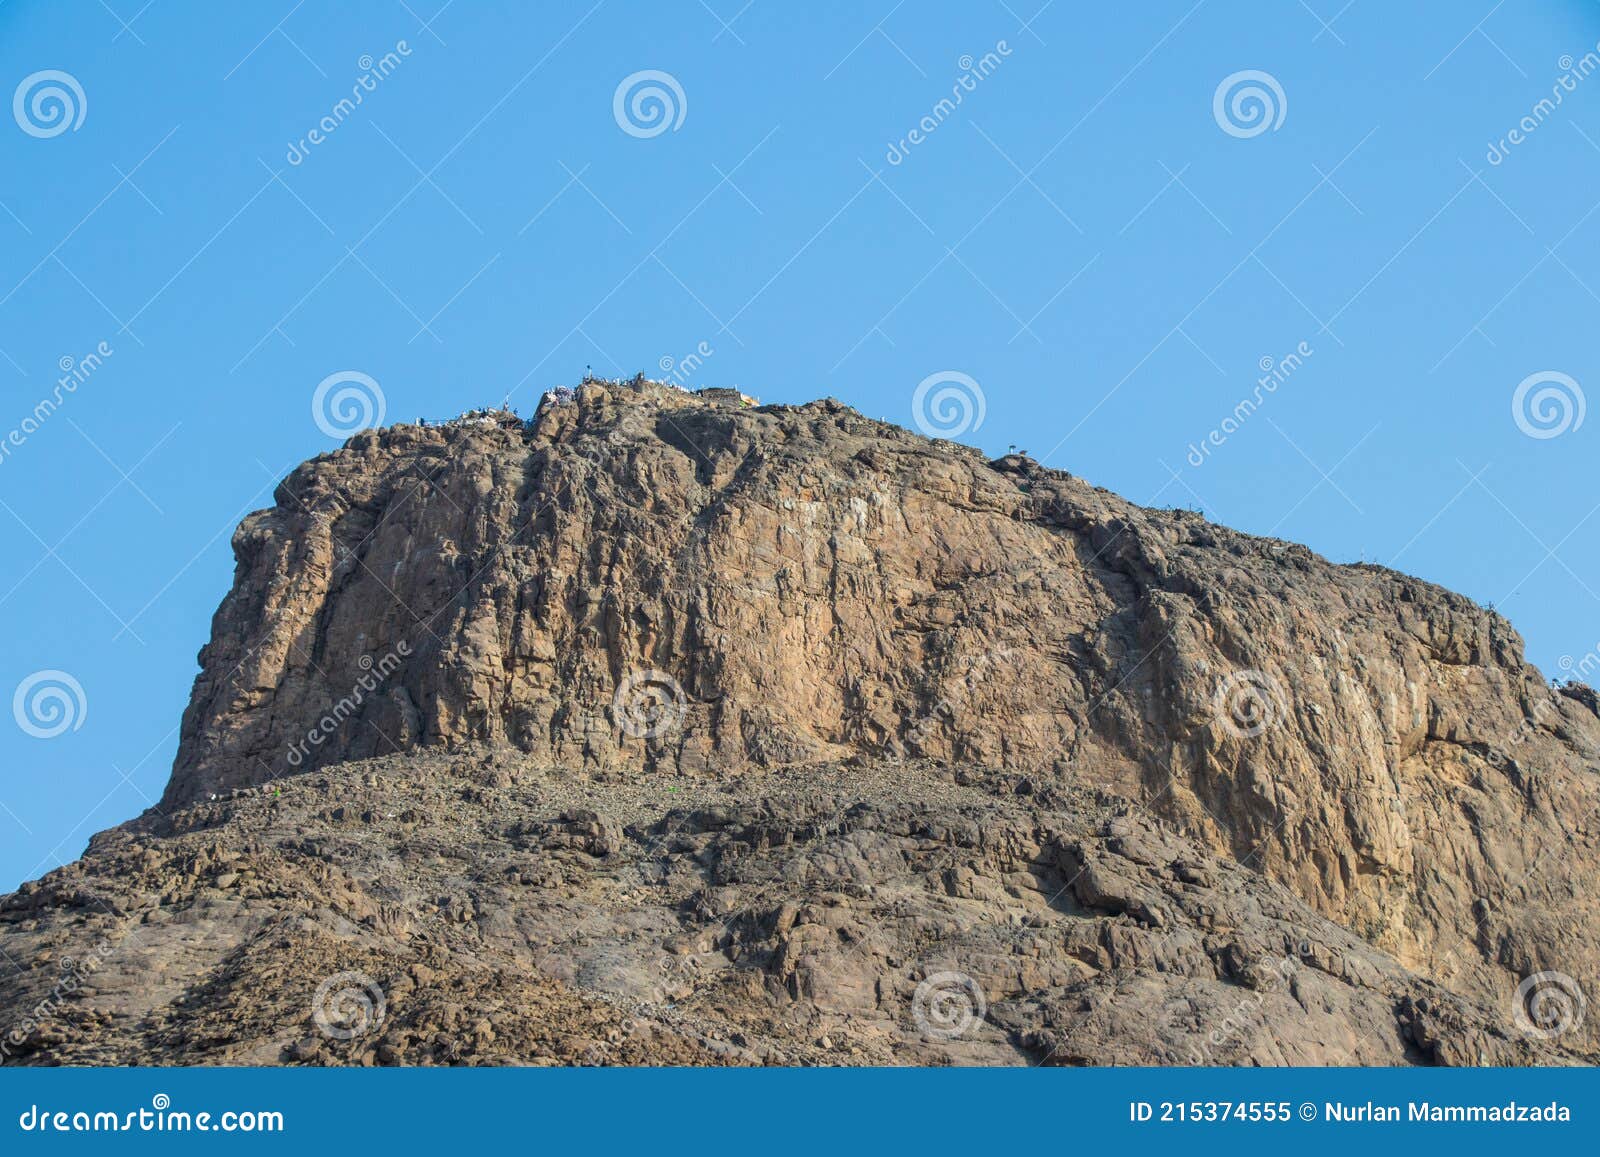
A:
[[2, 378, 1596, 1065]]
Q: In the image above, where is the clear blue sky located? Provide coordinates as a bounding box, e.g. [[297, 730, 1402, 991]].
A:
[[3, 1, 1599, 890]]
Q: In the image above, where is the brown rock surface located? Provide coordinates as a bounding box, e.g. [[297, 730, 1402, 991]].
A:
[[2, 379, 1596, 1065]]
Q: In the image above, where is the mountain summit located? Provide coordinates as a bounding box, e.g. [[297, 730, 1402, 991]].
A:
[[3, 378, 1596, 1065]]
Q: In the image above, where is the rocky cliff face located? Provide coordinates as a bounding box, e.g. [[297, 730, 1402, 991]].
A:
[[2, 379, 1596, 1065]]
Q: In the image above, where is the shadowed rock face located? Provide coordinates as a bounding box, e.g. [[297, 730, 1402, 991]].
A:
[[2, 380, 1596, 1065], [0, 755, 1585, 1067]]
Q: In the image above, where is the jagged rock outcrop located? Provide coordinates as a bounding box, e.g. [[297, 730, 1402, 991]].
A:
[[2, 379, 1596, 1065], [1, 755, 1584, 1066]]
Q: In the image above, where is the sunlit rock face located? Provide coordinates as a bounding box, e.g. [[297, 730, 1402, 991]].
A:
[[2, 379, 1594, 1066]]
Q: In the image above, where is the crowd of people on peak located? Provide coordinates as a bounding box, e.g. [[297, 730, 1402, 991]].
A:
[[410, 370, 760, 431]]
